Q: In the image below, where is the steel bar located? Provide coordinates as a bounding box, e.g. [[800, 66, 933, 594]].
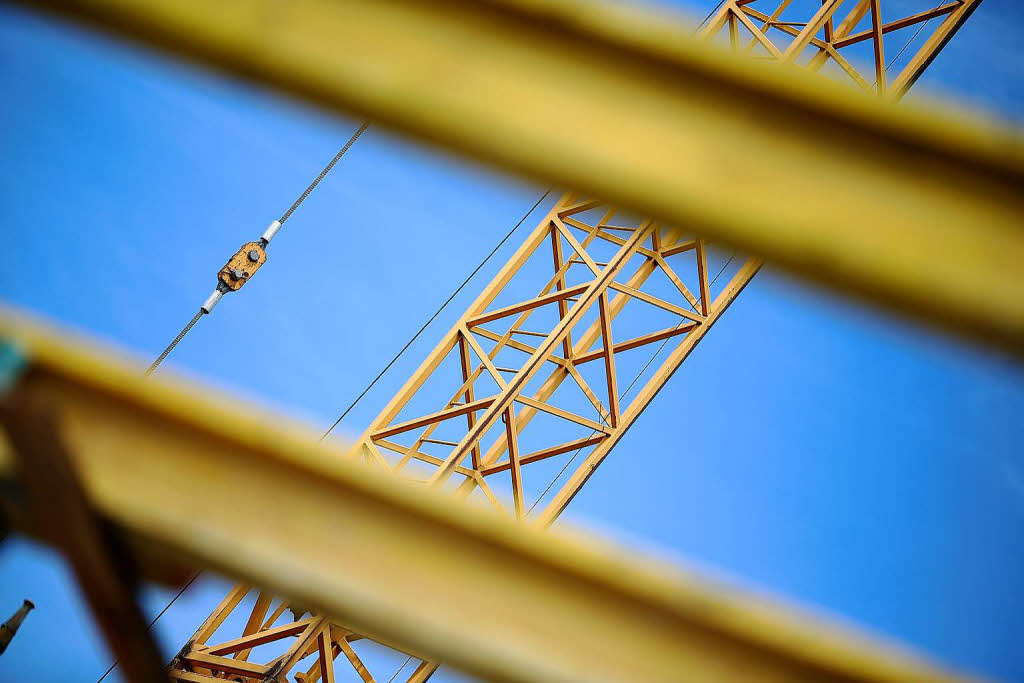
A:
[[0, 309, 963, 682], [15, 0, 1023, 354]]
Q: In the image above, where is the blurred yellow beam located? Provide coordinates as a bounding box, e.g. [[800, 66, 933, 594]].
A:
[[18, 0, 1024, 355], [0, 308, 964, 682]]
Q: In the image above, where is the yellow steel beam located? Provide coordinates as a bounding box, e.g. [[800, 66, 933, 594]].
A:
[[17, 0, 1024, 355], [0, 308, 964, 682]]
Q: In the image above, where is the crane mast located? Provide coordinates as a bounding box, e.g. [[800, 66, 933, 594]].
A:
[[353, 197, 761, 526], [168, 2, 981, 681]]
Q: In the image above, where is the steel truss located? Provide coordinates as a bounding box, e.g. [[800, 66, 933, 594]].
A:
[[1, 1, 998, 681], [0, 307, 960, 683], [170, 3, 990, 680], [701, 1, 981, 99], [167, 193, 764, 682], [19, 0, 1024, 351]]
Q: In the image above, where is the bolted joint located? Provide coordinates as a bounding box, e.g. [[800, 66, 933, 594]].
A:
[[217, 241, 267, 292]]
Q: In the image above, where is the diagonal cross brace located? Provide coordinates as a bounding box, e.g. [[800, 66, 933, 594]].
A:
[[426, 223, 654, 487]]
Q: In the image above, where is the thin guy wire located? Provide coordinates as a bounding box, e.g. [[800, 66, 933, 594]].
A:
[[103, 125, 372, 681], [144, 310, 203, 376], [280, 121, 371, 224], [526, 252, 737, 516], [320, 187, 554, 441], [95, 571, 201, 683], [695, 1, 726, 32], [317, 188, 553, 682], [386, 655, 415, 682], [143, 122, 370, 378], [107, 188, 551, 683], [871, 0, 946, 88]]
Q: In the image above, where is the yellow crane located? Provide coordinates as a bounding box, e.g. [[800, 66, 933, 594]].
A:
[[1, 0, 1019, 679], [160, 2, 985, 681]]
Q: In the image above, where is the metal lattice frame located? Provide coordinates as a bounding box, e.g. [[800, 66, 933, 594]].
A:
[[353, 195, 759, 526], [168, 195, 762, 682], [701, 0, 982, 98], [0, 307, 961, 683], [169, 3, 982, 681]]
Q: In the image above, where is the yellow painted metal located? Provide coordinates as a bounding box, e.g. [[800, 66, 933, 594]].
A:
[[703, 1, 983, 100], [18, 0, 1024, 354], [0, 308, 966, 682], [174, 196, 762, 681], [160, 4, 995, 673]]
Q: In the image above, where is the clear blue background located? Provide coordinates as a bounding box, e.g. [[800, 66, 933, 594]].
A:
[[1, 1, 1022, 681]]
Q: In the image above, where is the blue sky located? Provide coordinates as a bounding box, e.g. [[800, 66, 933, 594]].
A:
[[0, 1, 1022, 681]]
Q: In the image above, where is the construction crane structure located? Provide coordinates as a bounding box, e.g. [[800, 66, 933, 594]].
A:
[[2, 0, 1021, 681], [153, 2, 986, 681]]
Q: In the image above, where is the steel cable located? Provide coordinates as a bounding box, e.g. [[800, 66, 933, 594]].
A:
[[386, 655, 415, 682], [98, 186, 552, 683], [695, 1, 726, 32], [873, 1, 947, 89], [97, 124, 371, 682], [143, 122, 370, 377], [280, 121, 370, 224], [144, 310, 203, 377], [320, 187, 553, 441]]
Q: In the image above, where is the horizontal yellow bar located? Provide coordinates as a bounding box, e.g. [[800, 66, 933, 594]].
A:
[[17, 0, 1024, 354], [0, 308, 964, 682]]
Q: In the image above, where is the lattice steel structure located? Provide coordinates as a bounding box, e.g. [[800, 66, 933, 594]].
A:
[[169, 197, 759, 682], [169, 3, 980, 681], [701, 0, 981, 97], [353, 196, 759, 526]]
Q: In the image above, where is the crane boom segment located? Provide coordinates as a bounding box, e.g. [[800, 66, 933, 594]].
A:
[[169, 2, 982, 681]]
